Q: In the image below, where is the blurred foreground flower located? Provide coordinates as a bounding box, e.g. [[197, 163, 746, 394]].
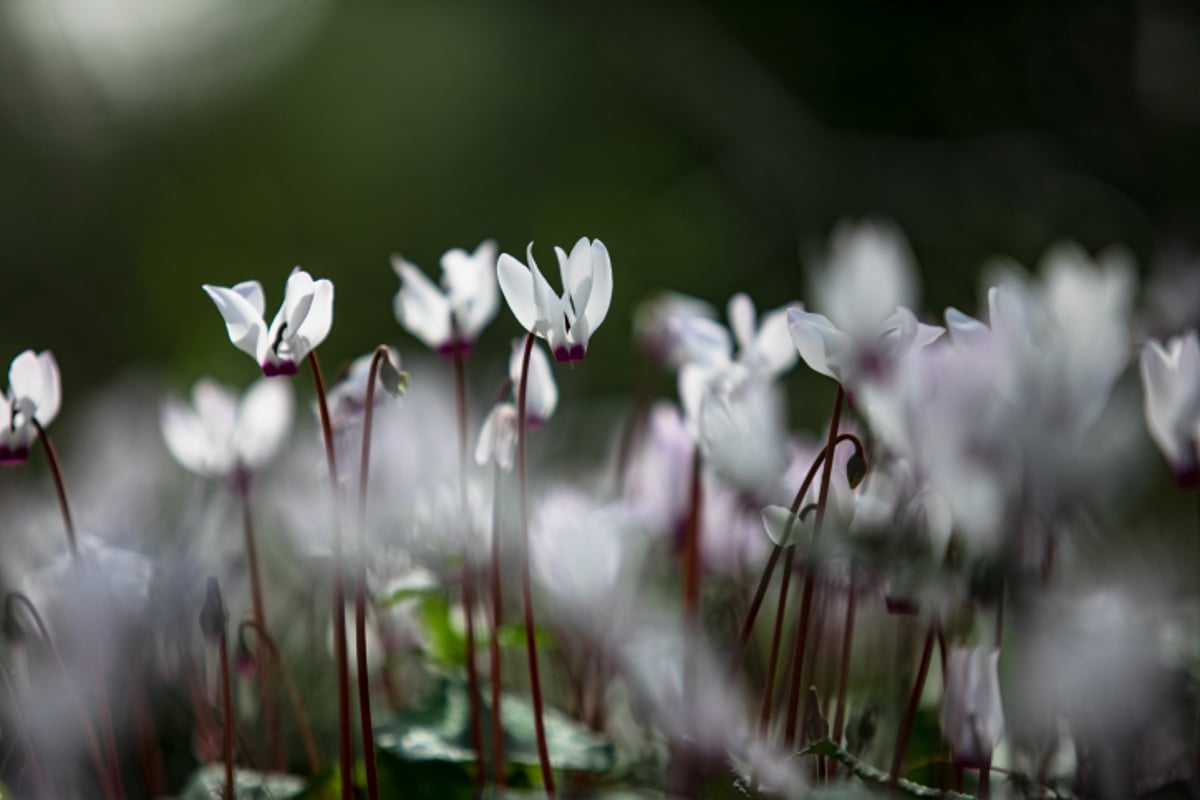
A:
[[497, 237, 612, 362], [940, 646, 1004, 768], [0, 350, 61, 465], [203, 267, 334, 376], [476, 339, 557, 471], [392, 241, 499, 358]]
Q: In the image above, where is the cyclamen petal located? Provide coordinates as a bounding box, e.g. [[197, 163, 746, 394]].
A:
[[475, 403, 519, 471], [787, 309, 854, 382], [762, 505, 803, 547], [1140, 331, 1200, 482], [204, 268, 334, 375], [9, 350, 61, 426], [392, 258, 453, 351], [497, 238, 612, 362], [393, 242, 498, 354], [510, 339, 558, 426]]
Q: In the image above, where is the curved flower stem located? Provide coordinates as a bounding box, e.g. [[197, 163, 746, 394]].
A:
[[352, 346, 400, 800], [727, 432, 866, 678], [129, 669, 166, 798], [238, 621, 324, 775], [0, 660, 52, 799], [307, 351, 354, 800], [515, 332, 555, 797], [889, 621, 937, 785], [238, 489, 284, 771], [453, 352, 487, 790], [31, 420, 77, 560], [488, 464, 507, 787], [783, 384, 845, 749], [4, 593, 117, 800]]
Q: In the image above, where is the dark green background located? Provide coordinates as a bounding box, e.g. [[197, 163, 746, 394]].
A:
[[1, 0, 1197, 403]]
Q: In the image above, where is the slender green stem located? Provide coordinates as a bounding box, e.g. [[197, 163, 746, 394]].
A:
[[307, 351, 354, 800], [453, 353, 486, 789], [783, 385, 845, 748], [515, 333, 555, 796]]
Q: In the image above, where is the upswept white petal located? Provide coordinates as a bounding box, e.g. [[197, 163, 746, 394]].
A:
[[581, 238, 613, 334], [440, 240, 499, 338], [282, 268, 317, 335], [752, 307, 799, 377], [9, 350, 61, 425], [510, 339, 558, 425], [762, 505, 803, 547], [818, 220, 917, 337], [634, 292, 716, 367], [231, 281, 266, 318], [237, 377, 294, 468], [191, 379, 239, 442], [497, 253, 540, 333], [727, 293, 757, 354], [787, 309, 854, 382], [392, 257, 452, 349], [674, 316, 733, 370], [292, 278, 334, 360], [526, 244, 558, 330], [475, 403, 518, 471], [945, 308, 990, 350], [203, 284, 268, 362], [161, 398, 219, 475]]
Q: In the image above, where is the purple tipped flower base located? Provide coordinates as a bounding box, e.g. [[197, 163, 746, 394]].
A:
[[553, 343, 586, 363], [436, 339, 474, 360], [261, 360, 299, 377], [0, 445, 29, 466]]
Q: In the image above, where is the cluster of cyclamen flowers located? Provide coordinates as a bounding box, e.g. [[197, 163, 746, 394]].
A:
[[1, 221, 1198, 799]]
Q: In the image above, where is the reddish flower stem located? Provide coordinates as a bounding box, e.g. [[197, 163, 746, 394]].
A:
[[307, 351, 355, 800], [238, 490, 284, 771], [515, 332, 555, 796], [218, 614, 236, 800], [488, 464, 507, 787], [831, 570, 857, 750], [453, 352, 487, 789], [890, 622, 937, 784], [782, 385, 845, 749], [32, 419, 77, 560], [756, 546, 795, 738]]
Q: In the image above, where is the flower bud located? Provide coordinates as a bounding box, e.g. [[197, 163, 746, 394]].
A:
[[198, 577, 227, 644], [940, 646, 1004, 767]]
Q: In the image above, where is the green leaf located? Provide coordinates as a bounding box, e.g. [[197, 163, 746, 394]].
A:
[[374, 676, 615, 778], [798, 739, 974, 799], [176, 765, 308, 799], [418, 595, 467, 666]]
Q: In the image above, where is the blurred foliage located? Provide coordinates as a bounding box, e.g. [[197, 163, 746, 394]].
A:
[[1, 0, 1199, 418]]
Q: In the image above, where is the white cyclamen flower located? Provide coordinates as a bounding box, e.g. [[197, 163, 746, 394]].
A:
[[474, 339, 558, 471], [203, 267, 334, 376], [788, 220, 942, 387], [1140, 330, 1200, 485], [633, 291, 716, 369], [391, 240, 499, 357], [327, 347, 408, 427], [161, 377, 293, 478], [675, 293, 797, 386], [941, 647, 1004, 768], [496, 237, 613, 362], [0, 350, 61, 465]]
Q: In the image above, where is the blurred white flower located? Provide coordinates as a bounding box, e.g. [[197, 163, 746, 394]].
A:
[[161, 377, 293, 479], [0, 350, 61, 465], [674, 293, 796, 386], [788, 220, 942, 388], [326, 346, 408, 428], [1139, 330, 1200, 485], [203, 267, 334, 376], [474, 339, 557, 472], [940, 646, 1004, 768], [633, 291, 716, 368], [496, 237, 613, 362], [392, 241, 499, 357]]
